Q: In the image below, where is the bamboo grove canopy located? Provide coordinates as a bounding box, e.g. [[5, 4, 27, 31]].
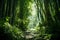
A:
[[0, 0, 60, 40]]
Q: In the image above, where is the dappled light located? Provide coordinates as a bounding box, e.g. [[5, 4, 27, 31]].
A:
[[0, 0, 60, 40]]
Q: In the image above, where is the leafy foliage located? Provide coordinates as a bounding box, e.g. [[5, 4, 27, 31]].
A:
[[0, 0, 60, 40]]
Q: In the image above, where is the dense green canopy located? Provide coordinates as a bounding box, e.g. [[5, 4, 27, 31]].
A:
[[0, 0, 60, 40]]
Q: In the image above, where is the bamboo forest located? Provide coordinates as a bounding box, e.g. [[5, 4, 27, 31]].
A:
[[0, 0, 60, 40]]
